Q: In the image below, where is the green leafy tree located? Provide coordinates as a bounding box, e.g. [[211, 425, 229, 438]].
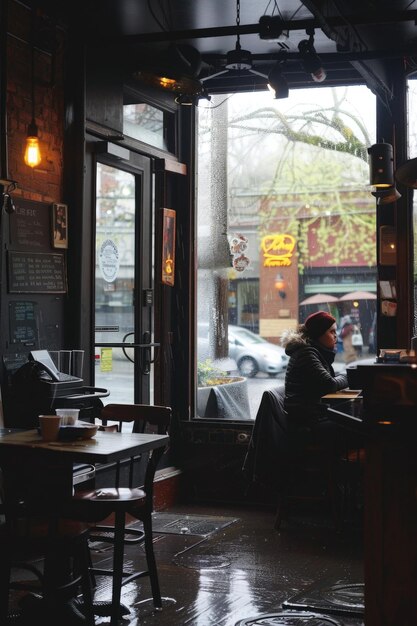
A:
[[199, 88, 376, 270]]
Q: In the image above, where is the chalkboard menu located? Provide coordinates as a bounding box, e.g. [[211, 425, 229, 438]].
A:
[[9, 301, 38, 345], [9, 198, 51, 251], [8, 251, 67, 293]]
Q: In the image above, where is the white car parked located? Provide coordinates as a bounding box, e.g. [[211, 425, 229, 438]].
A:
[[228, 325, 289, 378]]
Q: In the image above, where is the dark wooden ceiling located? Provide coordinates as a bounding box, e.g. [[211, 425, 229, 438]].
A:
[[27, 0, 417, 100]]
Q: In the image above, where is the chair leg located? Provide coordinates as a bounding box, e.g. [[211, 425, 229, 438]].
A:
[[41, 532, 96, 625], [78, 537, 96, 626], [110, 510, 126, 626], [86, 538, 97, 590], [143, 516, 162, 608], [274, 495, 284, 530]]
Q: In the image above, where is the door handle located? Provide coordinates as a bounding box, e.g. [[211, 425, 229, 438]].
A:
[[95, 336, 160, 370], [101, 332, 159, 370], [141, 331, 152, 374]]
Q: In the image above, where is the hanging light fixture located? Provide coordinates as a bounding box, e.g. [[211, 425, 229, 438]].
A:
[[24, 120, 41, 168], [367, 142, 394, 188], [298, 29, 326, 83], [133, 43, 203, 100], [175, 87, 211, 106], [24, 18, 41, 168], [225, 0, 253, 71]]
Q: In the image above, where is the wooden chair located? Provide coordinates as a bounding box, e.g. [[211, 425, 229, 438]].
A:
[[242, 386, 340, 529], [335, 446, 366, 528], [274, 426, 337, 529], [65, 403, 171, 625], [273, 395, 365, 530]]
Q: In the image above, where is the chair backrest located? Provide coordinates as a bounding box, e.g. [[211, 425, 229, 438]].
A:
[[100, 403, 171, 435], [98, 404, 172, 501], [242, 386, 288, 490]]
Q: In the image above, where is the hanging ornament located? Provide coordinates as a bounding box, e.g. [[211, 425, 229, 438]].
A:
[[229, 233, 248, 255], [232, 253, 250, 272]]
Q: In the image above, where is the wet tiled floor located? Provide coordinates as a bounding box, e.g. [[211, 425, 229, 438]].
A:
[[9, 502, 364, 625]]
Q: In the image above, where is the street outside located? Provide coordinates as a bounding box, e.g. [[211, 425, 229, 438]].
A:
[[95, 347, 374, 420]]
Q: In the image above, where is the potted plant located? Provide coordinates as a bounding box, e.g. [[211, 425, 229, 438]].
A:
[[197, 359, 250, 419]]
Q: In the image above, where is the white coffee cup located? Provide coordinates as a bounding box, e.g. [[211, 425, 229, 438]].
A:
[[39, 415, 62, 442], [55, 408, 80, 426]]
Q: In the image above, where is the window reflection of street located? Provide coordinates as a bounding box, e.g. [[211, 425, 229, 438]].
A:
[[197, 85, 377, 421], [95, 356, 135, 404], [97, 346, 372, 418], [190, 568, 258, 626]]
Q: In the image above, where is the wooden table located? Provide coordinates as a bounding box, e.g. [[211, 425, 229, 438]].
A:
[[0, 427, 169, 463], [0, 428, 169, 495], [0, 428, 170, 620]]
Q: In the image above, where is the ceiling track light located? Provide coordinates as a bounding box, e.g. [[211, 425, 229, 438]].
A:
[[298, 29, 326, 83], [267, 62, 289, 99], [258, 15, 289, 41]]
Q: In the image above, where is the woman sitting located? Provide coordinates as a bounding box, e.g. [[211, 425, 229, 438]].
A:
[[281, 311, 359, 448]]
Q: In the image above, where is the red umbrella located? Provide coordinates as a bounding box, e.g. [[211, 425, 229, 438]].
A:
[[339, 291, 376, 301], [300, 293, 339, 305]]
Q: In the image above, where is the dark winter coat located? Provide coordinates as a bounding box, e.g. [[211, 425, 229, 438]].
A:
[[283, 331, 348, 425]]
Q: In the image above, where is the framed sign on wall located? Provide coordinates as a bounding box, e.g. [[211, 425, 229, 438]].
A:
[[52, 203, 68, 249], [161, 208, 176, 286]]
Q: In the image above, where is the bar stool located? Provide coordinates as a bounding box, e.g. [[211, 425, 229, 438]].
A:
[[65, 403, 171, 625]]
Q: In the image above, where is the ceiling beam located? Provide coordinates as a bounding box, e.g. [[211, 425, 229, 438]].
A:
[[95, 10, 417, 46], [201, 47, 417, 65]]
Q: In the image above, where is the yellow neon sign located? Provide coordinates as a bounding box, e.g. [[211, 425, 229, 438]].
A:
[[261, 233, 296, 267]]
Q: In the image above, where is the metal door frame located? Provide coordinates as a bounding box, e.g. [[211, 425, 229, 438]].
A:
[[93, 149, 155, 404]]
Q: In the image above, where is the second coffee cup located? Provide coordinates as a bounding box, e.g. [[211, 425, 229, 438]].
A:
[[55, 408, 80, 426]]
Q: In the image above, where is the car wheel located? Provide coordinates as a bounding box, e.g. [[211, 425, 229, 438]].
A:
[[238, 356, 258, 378]]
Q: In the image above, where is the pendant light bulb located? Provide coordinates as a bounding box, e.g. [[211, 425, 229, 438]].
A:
[[24, 119, 41, 168]]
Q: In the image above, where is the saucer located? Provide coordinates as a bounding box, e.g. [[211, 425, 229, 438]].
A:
[[58, 421, 98, 441]]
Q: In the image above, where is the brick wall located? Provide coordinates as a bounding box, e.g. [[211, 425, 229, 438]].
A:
[[6, 0, 65, 204]]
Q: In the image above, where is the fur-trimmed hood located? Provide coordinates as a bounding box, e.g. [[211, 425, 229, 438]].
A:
[[280, 328, 308, 356], [281, 327, 336, 364]]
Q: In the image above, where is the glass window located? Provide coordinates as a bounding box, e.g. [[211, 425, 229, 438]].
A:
[[196, 85, 377, 420], [123, 103, 165, 149], [94, 163, 136, 403], [123, 100, 175, 152]]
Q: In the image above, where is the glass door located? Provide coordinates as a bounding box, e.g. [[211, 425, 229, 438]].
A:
[[94, 156, 154, 404]]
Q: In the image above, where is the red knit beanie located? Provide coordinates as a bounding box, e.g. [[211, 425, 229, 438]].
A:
[[304, 311, 336, 339]]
